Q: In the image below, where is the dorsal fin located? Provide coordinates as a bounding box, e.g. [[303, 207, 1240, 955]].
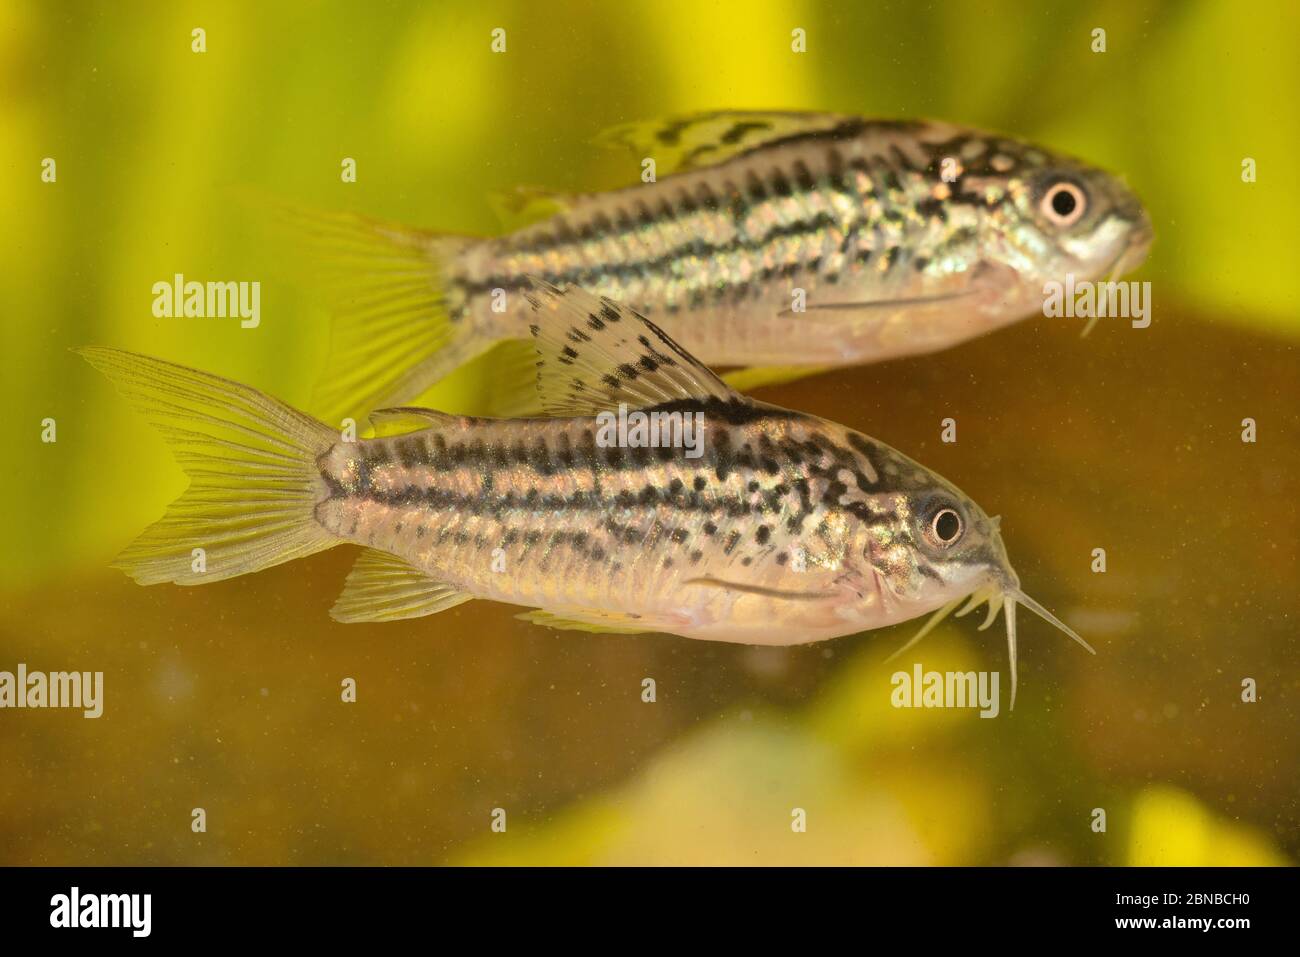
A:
[[368, 406, 457, 437], [330, 548, 472, 623], [593, 110, 858, 175], [522, 279, 738, 416]]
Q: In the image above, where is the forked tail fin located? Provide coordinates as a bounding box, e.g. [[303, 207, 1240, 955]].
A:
[[264, 204, 487, 423], [79, 348, 340, 585]]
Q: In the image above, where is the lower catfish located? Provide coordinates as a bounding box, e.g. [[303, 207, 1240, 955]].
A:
[[82, 282, 1091, 708]]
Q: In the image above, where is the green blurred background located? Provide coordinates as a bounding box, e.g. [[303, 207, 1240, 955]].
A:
[[1, 0, 1295, 864]]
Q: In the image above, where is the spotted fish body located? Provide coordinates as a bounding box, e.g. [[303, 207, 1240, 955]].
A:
[[82, 284, 1091, 703], [465, 120, 1110, 361], [309, 111, 1152, 420], [313, 396, 998, 645]]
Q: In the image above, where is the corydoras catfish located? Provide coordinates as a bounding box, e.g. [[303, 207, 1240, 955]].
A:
[[287, 110, 1151, 420], [82, 283, 1093, 708]]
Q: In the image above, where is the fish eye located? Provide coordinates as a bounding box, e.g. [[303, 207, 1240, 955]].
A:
[[1040, 180, 1087, 227], [928, 507, 964, 548]]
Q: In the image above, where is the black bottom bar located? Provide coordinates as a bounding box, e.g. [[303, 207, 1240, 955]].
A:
[[0, 865, 1291, 942]]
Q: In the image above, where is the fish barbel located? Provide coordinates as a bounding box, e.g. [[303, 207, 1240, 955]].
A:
[[287, 110, 1151, 420], [82, 282, 1092, 708]]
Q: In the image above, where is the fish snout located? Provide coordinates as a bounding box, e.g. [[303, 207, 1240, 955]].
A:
[[1121, 209, 1154, 270]]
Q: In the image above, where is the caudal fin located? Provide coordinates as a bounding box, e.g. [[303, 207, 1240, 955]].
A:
[[79, 348, 339, 585], [266, 204, 487, 423]]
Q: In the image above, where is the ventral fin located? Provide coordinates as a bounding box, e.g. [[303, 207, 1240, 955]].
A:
[[488, 185, 577, 231], [593, 110, 858, 175], [522, 279, 737, 416], [516, 608, 653, 635], [331, 548, 472, 623], [368, 406, 458, 437]]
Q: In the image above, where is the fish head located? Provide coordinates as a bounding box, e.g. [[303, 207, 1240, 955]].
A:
[[860, 447, 1011, 612], [856, 438, 1095, 709], [979, 143, 1153, 292]]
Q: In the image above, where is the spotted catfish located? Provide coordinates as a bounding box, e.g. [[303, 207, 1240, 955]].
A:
[[287, 110, 1151, 419], [82, 282, 1093, 707]]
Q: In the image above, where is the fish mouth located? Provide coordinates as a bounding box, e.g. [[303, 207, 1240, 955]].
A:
[[1100, 217, 1153, 284], [1077, 223, 1152, 337], [1116, 215, 1154, 274], [886, 568, 1094, 712]]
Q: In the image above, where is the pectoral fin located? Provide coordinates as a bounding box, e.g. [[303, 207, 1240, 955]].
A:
[[683, 576, 836, 602], [776, 290, 977, 317]]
